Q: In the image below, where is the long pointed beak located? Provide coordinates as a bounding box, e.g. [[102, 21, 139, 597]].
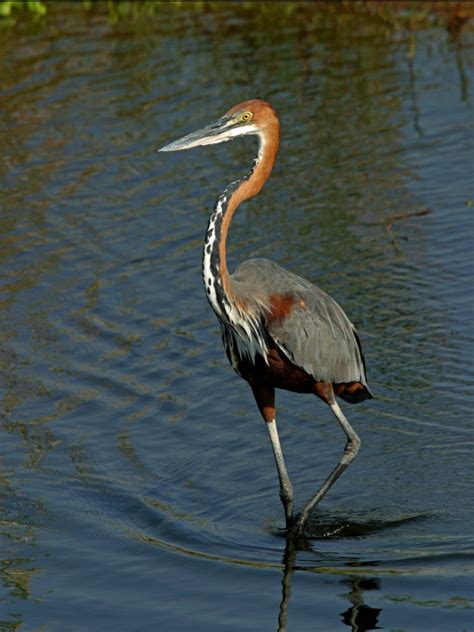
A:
[[158, 116, 234, 152]]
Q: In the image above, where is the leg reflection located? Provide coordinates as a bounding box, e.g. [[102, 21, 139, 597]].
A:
[[277, 536, 295, 632], [277, 534, 311, 632], [277, 534, 382, 632]]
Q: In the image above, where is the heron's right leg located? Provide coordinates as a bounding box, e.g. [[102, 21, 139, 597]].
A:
[[291, 385, 361, 534], [251, 382, 294, 528]]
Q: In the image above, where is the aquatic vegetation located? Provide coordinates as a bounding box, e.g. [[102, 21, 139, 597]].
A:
[[1, 0, 473, 33]]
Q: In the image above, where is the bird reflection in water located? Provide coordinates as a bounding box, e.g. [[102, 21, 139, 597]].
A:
[[277, 534, 382, 632], [340, 577, 382, 631]]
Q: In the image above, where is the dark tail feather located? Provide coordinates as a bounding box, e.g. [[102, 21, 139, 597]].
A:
[[337, 382, 374, 404]]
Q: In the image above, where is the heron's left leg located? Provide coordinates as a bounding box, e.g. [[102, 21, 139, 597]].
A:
[[291, 389, 360, 534], [251, 382, 294, 528]]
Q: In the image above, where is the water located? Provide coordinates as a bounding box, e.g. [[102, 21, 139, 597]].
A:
[[1, 4, 473, 630]]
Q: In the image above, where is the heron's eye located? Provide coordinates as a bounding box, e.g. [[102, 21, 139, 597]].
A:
[[241, 111, 253, 122]]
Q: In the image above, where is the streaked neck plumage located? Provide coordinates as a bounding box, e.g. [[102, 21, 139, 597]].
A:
[[202, 124, 279, 323]]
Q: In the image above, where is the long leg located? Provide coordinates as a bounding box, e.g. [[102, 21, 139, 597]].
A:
[[291, 391, 361, 534], [251, 382, 294, 528]]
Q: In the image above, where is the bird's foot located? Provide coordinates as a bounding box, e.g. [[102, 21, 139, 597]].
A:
[[286, 511, 307, 537], [279, 490, 294, 530]]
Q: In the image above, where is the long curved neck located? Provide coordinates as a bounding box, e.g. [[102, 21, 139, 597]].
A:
[[202, 128, 279, 319]]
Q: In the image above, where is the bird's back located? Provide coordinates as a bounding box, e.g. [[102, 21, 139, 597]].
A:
[[230, 258, 370, 391]]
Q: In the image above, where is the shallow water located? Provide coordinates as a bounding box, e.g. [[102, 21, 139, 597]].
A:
[[1, 4, 473, 631]]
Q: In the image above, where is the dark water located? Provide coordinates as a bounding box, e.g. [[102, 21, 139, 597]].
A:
[[1, 4, 473, 631]]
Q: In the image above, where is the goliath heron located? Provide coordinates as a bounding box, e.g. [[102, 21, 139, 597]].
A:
[[159, 100, 373, 534]]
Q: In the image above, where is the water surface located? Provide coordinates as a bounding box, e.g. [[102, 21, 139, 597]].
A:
[[0, 4, 473, 631]]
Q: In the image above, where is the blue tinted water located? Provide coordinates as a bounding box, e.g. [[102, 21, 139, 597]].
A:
[[0, 5, 473, 631]]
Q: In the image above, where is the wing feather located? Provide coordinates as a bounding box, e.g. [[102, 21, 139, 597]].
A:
[[231, 258, 368, 385]]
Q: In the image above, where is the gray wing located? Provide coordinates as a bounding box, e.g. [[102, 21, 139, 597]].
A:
[[231, 258, 368, 385]]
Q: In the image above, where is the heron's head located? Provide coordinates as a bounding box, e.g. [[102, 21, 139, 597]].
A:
[[158, 99, 279, 152]]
